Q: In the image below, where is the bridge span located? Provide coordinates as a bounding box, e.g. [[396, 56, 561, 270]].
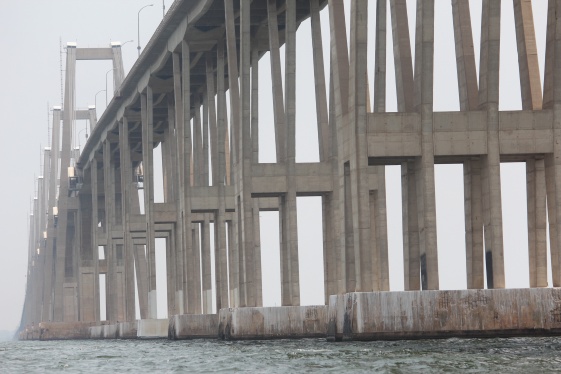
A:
[[18, 0, 561, 340]]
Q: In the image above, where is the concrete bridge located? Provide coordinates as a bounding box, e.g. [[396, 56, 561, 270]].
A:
[[18, 0, 561, 340]]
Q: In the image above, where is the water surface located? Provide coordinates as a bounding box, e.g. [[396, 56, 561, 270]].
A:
[[2, 337, 561, 373]]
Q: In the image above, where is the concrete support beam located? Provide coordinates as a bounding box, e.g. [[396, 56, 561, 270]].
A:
[[141, 88, 157, 318], [479, 0, 505, 289]]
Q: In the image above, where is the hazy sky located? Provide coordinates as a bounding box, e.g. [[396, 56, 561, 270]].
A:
[[0, 0, 551, 331]]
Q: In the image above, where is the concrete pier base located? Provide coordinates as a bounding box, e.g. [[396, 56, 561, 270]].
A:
[[169, 314, 219, 339], [103, 324, 118, 339], [118, 321, 138, 339], [89, 325, 104, 339], [218, 306, 327, 340], [18, 289, 561, 341], [137, 319, 168, 338], [29, 322, 98, 340], [327, 288, 561, 341]]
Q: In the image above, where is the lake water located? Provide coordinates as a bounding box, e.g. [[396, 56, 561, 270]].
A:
[[2, 337, 561, 373]]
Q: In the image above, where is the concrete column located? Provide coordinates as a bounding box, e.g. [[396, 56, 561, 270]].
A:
[[90, 159, 101, 322], [202, 89, 210, 187], [544, 0, 561, 287], [464, 160, 484, 289], [479, 0, 505, 289], [43, 107, 61, 322], [172, 52, 185, 314], [373, 0, 389, 291], [451, 0, 484, 289], [311, 0, 330, 162], [267, 0, 286, 162], [401, 160, 420, 290], [252, 199, 263, 306], [201, 217, 212, 313], [527, 158, 548, 287], [390, 0, 420, 289], [78, 171, 94, 322], [329, 0, 353, 293], [103, 140, 115, 322], [280, 0, 300, 305], [37, 149, 50, 323], [347, 0, 374, 292], [192, 224, 202, 314], [390, 0, 415, 112], [119, 117, 136, 321], [193, 97, 203, 186], [141, 87, 157, 318], [207, 53, 218, 186], [224, 0, 240, 170], [251, 49, 260, 165], [54, 45, 78, 322], [412, 0, 439, 290], [227, 220, 239, 307], [166, 233, 175, 317], [215, 39, 229, 310], [513, 0, 547, 287]]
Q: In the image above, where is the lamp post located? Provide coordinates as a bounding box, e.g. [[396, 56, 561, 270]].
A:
[[122, 39, 134, 47], [94, 89, 106, 117], [105, 68, 115, 107], [77, 127, 88, 149], [137, 4, 154, 57]]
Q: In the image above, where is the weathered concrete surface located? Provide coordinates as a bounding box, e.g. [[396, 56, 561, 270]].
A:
[[168, 314, 219, 339], [103, 324, 118, 339], [118, 321, 138, 339], [218, 306, 327, 340], [30, 322, 99, 340], [327, 288, 561, 341], [137, 319, 168, 339], [89, 325, 104, 339]]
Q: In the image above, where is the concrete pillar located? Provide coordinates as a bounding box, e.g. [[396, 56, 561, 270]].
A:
[[451, 0, 484, 289], [267, 0, 286, 162], [119, 117, 136, 321], [544, 0, 561, 287], [141, 87, 157, 318], [54, 44, 80, 322], [227, 220, 239, 307], [166, 233, 175, 317], [192, 224, 202, 314], [280, 0, 300, 305], [329, 0, 353, 293], [172, 51, 185, 314], [390, 0, 415, 113], [310, 0, 330, 162], [373, 0, 390, 291], [43, 108, 61, 322], [201, 217, 212, 313], [251, 49, 260, 165], [513, 0, 547, 287], [103, 140, 115, 322], [215, 38, 229, 310], [194, 97, 203, 186], [390, 0, 421, 289], [347, 0, 374, 292], [479, 0, 505, 289]]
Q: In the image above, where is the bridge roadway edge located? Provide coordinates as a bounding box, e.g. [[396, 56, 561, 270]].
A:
[[18, 288, 561, 341]]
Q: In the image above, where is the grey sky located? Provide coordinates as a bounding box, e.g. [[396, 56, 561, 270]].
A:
[[0, 0, 550, 331]]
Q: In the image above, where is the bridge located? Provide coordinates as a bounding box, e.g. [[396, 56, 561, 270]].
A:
[[18, 0, 561, 340]]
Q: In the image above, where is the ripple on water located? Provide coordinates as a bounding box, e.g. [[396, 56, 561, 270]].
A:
[[2, 337, 561, 373]]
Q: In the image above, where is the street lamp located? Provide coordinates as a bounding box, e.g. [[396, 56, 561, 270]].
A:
[[105, 68, 115, 107], [138, 4, 154, 57], [122, 39, 134, 47], [94, 89, 106, 116], [77, 127, 88, 149]]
